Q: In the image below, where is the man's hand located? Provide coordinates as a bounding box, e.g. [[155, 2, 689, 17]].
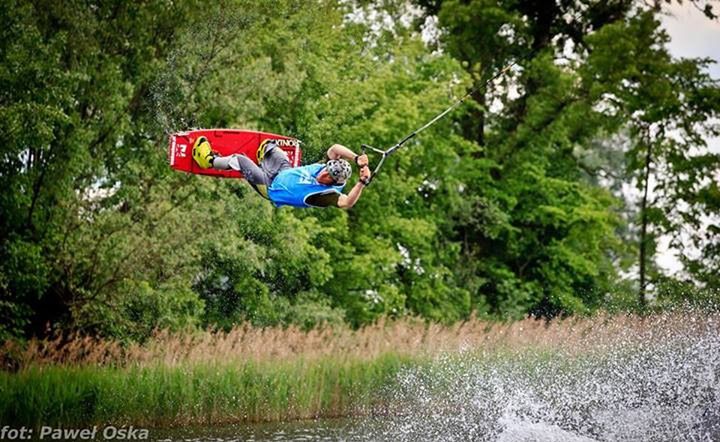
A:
[[355, 154, 369, 168], [359, 164, 371, 185]]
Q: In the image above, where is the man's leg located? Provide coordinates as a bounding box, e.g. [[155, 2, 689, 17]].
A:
[[213, 154, 271, 198], [260, 142, 292, 181]]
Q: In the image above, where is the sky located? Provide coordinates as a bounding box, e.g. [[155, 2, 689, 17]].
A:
[[655, 3, 719, 274], [662, 1, 719, 157], [662, 2, 720, 80]]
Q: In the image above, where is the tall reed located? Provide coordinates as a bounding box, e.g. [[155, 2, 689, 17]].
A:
[[0, 353, 418, 427], [4, 312, 716, 369]]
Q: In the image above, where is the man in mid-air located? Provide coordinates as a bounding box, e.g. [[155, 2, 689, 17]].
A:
[[192, 137, 370, 209]]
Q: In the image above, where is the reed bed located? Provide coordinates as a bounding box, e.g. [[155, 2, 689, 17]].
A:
[[3, 312, 717, 369], [0, 354, 413, 427], [1, 312, 717, 427]]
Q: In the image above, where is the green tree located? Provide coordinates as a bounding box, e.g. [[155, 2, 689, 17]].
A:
[[423, 0, 719, 315], [0, 0, 205, 339], [430, 0, 632, 317], [582, 11, 720, 304], [3, 0, 716, 341]]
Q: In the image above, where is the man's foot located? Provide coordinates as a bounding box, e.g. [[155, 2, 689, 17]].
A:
[[192, 136, 216, 169], [257, 139, 277, 163]]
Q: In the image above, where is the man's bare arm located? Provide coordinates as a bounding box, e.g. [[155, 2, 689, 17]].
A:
[[337, 182, 365, 209], [337, 164, 371, 209], [327, 144, 368, 167]]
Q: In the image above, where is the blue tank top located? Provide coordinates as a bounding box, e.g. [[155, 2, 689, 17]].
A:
[[268, 163, 346, 208]]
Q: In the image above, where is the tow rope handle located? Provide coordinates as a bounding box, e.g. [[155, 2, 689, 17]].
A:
[[360, 144, 381, 186], [359, 143, 389, 186], [360, 131, 417, 186]]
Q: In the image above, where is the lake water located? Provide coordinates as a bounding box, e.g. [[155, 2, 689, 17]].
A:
[[153, 418, 375, 442], [151, 416, 616, 441]]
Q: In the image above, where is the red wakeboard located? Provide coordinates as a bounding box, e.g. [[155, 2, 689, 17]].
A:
[[168, 129, 302, 178]]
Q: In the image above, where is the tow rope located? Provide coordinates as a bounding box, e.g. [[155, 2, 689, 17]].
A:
[[361, 60, 519, 185]]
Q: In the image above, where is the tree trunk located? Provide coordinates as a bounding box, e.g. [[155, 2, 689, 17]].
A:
[[638, 142, 653, 307], [464, 85, 485, 148]]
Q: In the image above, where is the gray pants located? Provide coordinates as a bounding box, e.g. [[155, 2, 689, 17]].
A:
[[212, 141, 291, 198]]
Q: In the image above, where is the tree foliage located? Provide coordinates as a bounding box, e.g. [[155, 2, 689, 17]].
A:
[[1, 0, 718, 341]]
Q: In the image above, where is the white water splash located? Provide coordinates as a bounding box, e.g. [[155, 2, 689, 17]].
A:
[[368, 315, 720, 441], [152, 314, 720, 442]]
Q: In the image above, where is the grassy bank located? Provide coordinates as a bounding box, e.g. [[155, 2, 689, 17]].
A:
[[2, 313, 717, 427], [0, 353, 418, 427]]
